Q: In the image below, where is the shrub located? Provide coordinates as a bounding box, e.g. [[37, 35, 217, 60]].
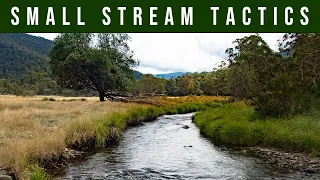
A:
[[48, 98, 56, 102]]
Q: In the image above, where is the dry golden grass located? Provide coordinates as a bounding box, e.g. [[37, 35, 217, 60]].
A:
[[0, 95, 138, 177], [132, 95, 227, 106], [0, 95, 226, 178]]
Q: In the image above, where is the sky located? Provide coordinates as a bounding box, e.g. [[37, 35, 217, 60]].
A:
[[29, 33, 284, 74]]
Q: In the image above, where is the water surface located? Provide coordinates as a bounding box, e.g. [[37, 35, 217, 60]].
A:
[[55, 113, 319, 179]]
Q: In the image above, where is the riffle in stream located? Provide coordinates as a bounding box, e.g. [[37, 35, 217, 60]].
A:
[[54, 113, 320, 179]]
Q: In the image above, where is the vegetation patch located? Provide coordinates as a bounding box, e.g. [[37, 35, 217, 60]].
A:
[[0, 95, 223, 179], [66, 101, 222, 149], [193, 102, 320, 155]]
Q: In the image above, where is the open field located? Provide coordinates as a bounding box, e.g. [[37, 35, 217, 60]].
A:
[[0, 95, 140, 178], [0, 95, 138, 146], [0, 95, 225, 179]]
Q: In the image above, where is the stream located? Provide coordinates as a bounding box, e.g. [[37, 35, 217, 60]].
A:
[[54, 113, 319, 179]]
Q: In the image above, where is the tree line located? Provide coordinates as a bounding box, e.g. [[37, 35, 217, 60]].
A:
[[133, 33, 320, 117], [227, 33, 320, 117], [131, 69, 229, 97], [1, 33, 319, 118]]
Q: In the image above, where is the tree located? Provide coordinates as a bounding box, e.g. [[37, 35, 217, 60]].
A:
[[280, 33, 320, 89], [22, 70, 59, 95], [199, 72, 216, 95], [165, 78, 180, 96], [179, 73, 195, 96], [49, 33, 138, 101], [226, 34, 273, 100], [225, 34, 320, 117], [226, 34, 307, 117], [212, 69, 229, 96], [135, 74, 166, 96]]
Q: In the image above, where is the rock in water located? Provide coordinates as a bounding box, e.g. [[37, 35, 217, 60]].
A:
[[304, 167, 316, 173], [182, 125, 190, 129]]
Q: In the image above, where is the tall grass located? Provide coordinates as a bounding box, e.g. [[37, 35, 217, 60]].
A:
[[0, 95, 137, 179], [0, 95, 224, 179], [193, 102, 320, 156], [66, 102, 222, 148], [28, 164, 51, 180]]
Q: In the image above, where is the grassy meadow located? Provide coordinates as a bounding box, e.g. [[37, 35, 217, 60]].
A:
[[0, 95, 139, 179], [0, 95, 224, 179], [193, 102, 320, 156]]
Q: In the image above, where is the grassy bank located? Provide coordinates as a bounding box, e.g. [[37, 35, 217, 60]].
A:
[[0, 95, 224, 179], [193, 102, 320, 156]]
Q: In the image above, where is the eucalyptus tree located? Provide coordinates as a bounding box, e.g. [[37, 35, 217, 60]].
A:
[[49, 33, 138, 101]]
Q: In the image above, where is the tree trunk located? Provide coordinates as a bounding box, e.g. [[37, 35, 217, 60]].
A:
[[99, 91, 105, 102]]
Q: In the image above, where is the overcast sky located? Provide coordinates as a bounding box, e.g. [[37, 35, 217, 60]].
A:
[[29, 33, 284, 74]]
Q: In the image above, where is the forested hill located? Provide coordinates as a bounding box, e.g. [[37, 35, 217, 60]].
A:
[[0, 33, 187, 81], [133, 70, 143, 80], [0, 33, 53, 79]]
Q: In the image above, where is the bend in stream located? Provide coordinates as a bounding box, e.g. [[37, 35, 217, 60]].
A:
[[54, 113, 320, 180]]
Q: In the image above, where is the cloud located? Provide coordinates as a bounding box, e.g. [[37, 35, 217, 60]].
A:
[[128, 33, 284, 74], [29, 33, 285, 74], [128, 33, 225, 73]]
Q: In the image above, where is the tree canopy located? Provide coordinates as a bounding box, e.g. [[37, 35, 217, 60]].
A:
[[226, 33, 320, 117], [49, 33, 138, 101]]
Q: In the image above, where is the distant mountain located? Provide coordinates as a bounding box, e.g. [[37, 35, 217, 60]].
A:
[[0, 33, 184, 82], [133, 70, 143, 80], [0, 33, 53, 79], [0, 34, 145, 81], [155, 72, 186, 79], [279, 51, 291, 57]]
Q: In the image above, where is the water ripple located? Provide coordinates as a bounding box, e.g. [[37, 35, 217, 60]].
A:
[[55, 113, 319, 180]]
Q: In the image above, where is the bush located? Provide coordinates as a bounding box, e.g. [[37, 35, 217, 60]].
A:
[[48, 98, 56, 101]]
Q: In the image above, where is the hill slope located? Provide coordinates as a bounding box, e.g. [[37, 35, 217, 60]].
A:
[[0, 34, 146, 81], [0, 33, 53, 79], [133, 70, 143, 80], [0, 33, 186, 81]]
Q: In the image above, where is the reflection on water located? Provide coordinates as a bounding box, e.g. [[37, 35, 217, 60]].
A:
[[55, 113, 319, 179]]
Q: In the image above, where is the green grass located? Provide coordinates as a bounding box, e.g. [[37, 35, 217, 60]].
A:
[[64, 101, 223, 149], [193, 102, 320, 156], [91, 102, 222, 147], [20, 101, 222, 179], [29, 164, 51, 180]]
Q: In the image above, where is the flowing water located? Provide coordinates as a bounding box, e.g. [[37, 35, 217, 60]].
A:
[[55, 113, 319, 179]]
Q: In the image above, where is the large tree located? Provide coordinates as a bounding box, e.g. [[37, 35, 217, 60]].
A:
[[135, 74, 166, 96], [280, 33, 320, 88], [226, 34, 320, 117], [226, 34, 273, 100], [49, 33, 138, 101]]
